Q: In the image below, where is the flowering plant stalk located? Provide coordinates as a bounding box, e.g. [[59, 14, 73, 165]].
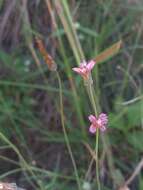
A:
[[73, 60, 108, 190], [35, 36, 109, 190]]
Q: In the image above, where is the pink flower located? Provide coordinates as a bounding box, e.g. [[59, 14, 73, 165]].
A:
[[72, 60, 96, 80], [88, 113, 108, 134]]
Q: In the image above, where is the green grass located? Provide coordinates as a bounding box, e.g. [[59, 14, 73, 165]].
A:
[[0, 0, 143, 189]]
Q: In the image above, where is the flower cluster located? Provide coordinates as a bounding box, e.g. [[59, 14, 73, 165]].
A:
[[88, 113, 108, 134], [72, 60, 108, 134]]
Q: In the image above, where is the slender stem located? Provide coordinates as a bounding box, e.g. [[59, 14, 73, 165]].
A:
[[86, 77, 101, 190], [95, 129, 101, 190], [56, 71, 81, 190], [88, 79, 98, 116], [0, 132, 43, 189]]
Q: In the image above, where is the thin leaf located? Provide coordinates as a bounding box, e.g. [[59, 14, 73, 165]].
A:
[[94, 40, 122, 64], [0, 0, 4, 10]]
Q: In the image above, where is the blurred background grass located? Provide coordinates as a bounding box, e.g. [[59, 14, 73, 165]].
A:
[[0, 0, 143, 189]]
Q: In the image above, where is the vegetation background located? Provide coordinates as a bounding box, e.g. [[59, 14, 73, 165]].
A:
[[0, 0, 143, 189]]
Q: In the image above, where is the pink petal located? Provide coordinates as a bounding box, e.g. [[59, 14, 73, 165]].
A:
[[88, 115, 97, 123], [72, 68, 83, 75], [98, 113, 108, 126], [100, 125, 106, 132], [89, 124, 96, 134], [79, 68, 86, 76], [86, 60, 96, 71]]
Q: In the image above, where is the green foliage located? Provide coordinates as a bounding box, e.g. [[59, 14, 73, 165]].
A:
[[110, 101, 142, 131], [139, 176, 143, 190], [126, 101, 143, 128], [0, 0, 142, 189], [127, 131, 143, 152]]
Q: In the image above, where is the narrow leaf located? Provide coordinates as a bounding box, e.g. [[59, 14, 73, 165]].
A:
[[94, 40, 122, 64]]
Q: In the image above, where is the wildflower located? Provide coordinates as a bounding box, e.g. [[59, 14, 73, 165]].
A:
[[88, 113, 108, 134], [72, 60, 96, 80]]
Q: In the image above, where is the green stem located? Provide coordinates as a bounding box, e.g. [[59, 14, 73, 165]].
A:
[[56, 71, 81, 190], [0, 132, 44, 189], [87, 78, 101, 190], [88, 79, 98, 116], [95, 129, 101, 190]]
